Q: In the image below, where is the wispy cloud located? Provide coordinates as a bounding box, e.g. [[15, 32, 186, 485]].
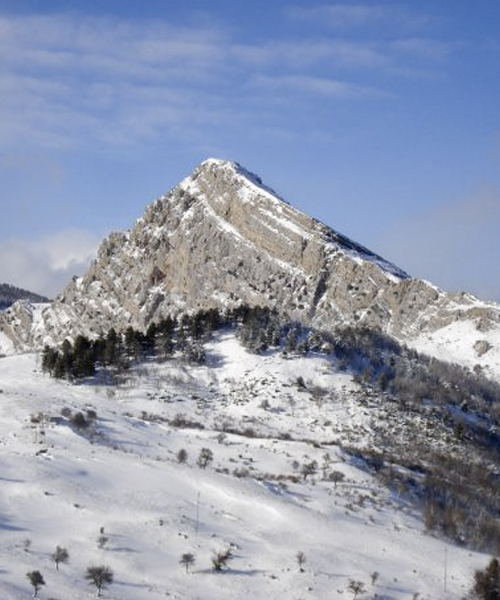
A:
[[233, 40, 388, 69], [0, 230, 99, 298], [0, 9, 458, 154], [252, 74, 389, 99], [391, 38, 458, 62], [0, 14, 230, 150], [289, 3, 433, 30]]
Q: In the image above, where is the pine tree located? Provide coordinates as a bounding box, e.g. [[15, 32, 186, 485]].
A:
[[53, 355, 67, 379], [60, 339, 74, 378], [104, 329, 120, 366], [145, 322, 158, 355], [72, 335, 96, 378], [124, 327, 144, 362], [41, 345, 58, 375]]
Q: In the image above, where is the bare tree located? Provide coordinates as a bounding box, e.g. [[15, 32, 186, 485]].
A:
[[301, 461, 317, 481], [211, 547, 232, 572], [329, 470, 345, 488], [52, 545, 69, 570], [85, 565, 114, 597], [26, 571, 45, 597], [180, 552, 196, 574], [177, 448, 188, 463], [296, 551, 306, 572], [197, 447, 213, 469], [312, 386, 327, 409], [348, 579, 366, 599], [97, 535, 109, 549], [322, 453, 332, 478]]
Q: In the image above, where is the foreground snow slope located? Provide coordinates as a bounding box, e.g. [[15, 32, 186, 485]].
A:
[[0, 333, 487, 599]]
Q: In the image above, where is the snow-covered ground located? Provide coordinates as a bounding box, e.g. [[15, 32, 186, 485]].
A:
[[410, 318, 500, 380], [0, 333, 487, 599]]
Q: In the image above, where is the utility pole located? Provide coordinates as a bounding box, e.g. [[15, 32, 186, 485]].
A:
[[195, 492, 200, 536], [444, 546, 448, 594]]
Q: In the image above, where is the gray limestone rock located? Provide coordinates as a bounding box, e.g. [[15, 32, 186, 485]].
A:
[[1, 158, 499, 368], [474, 340, 492, 357]]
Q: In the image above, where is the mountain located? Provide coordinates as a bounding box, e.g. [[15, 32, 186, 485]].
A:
[[1, 158, 499, 378], [0, 159, 498, 598], [0, 283, 49, 310]]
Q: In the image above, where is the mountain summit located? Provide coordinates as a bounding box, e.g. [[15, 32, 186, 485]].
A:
[[1, 158, 499, 375]]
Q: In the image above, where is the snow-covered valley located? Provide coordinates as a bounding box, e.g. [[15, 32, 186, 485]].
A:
[[0, 332, 489, 599]]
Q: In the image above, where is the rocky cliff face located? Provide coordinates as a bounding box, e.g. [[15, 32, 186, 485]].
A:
[[1, 158, 499, 375]]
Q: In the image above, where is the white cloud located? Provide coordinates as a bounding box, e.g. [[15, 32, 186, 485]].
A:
[[391, 38, 457, 62], [0, 14, 230, 151], [252, 74, 389, 99], [289, 3, 433, 30], [0, 230, 99, 298], [0, 10, 454, 154], [232, 40, 388, 69], [290, 4, 388, 26]]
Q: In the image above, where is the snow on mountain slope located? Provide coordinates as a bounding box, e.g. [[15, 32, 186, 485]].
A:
[[0, 333, 488, 599], [1, 158, 499, 382], [411, 316, 500, 380], [0, 283, 49, 311]]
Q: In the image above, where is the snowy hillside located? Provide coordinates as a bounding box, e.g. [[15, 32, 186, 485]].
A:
[[410, 316, 500, 381], [0, 332, 488, 599], [0, 283, 49, 311]]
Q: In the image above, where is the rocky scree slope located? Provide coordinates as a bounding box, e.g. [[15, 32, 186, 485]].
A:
[[1, 158, 499, 374]]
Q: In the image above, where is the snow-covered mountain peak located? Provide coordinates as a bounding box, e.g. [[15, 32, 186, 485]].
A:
[[194, 157, 286, 203], [1, 158, 500, 380], [176, 158, 407, 281]]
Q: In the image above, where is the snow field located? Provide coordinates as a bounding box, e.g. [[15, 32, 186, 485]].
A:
[[0, 334, 489, 599]]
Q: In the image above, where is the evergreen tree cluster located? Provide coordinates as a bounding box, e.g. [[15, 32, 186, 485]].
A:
[[42, 305, 293, 381], [472, 557, 500, 600], [41, 308, 225, 380], [235, 305, 282, 352], [41, 307, 500, 431]]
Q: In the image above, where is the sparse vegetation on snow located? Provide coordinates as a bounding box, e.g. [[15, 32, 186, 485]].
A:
[[0, 308, 498, 598]]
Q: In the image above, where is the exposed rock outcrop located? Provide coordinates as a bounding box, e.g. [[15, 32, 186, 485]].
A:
[[1, 158, 499, 376]]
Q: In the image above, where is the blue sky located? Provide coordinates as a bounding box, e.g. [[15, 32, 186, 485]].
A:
[[0, 0, 499, 300]]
